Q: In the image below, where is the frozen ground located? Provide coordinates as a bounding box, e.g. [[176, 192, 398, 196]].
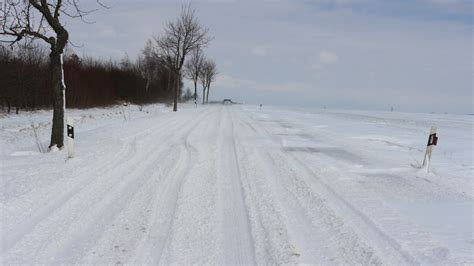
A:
[[0, 104, 472, 264]]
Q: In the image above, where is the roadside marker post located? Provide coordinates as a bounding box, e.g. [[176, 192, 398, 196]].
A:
[[422, 126, 438, 171], [67, 117, 75, 158]]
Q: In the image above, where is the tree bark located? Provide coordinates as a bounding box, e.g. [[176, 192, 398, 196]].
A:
[[202, 87, 206, 104], [49, 27, 68, 149], [193, 80, 197, 103], [206, 84, 210, 104], [173, 72, 178, 112], [167, 69, 171, 92], [49, 50, 65, 148]]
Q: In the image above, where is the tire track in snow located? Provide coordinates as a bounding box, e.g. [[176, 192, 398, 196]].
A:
[[1, 109, 212, 263], [238, 112, 384, 264], [160, 107, 222, 265], [239, 110, 418, 265], [48, 111, 211, 264], [255, 109, 453, 264], [0, 138, 139, 255], [55, 109, 212, 264], [215, 107, 256, 265], [292, 153, 453, 264], [237, 112, 386, 264], [51, 140, 179, 263], [282, 151, 419, 264], [0, 112, 182, 252], [264, 149, 383, 264], [231, 109, 300, 265], [133, 145, 193, 263], [3, 110, 178, 205], [127, 109, 213, 264], [80, 137, 185, 264]]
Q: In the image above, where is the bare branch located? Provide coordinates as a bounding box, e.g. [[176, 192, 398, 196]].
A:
[[0, 0, 107, 148], [53, 0, 62, 18], [1, 0, 106, 47], [200, 57, 217, 89], [154, 4, 211, 73]]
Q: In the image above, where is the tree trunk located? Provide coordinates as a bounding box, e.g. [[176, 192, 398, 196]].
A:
[[193, 80, 197, 103], [167, 69, 171, 91], [173, 72, 178, 112], [145, 72, 151, 92], [49, 51, 65, 149], [206, 84, 210, 104], [202, 87, 206, 104]]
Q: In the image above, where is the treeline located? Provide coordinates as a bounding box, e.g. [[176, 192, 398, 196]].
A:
[[0, 43, 192, 113]]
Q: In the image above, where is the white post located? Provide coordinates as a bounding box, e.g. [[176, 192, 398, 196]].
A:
[[67, 117, 75, 158], [422, 126, 438, 171]]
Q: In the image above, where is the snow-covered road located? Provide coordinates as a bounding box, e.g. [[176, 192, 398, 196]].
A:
[[1, 105, 472, 264]]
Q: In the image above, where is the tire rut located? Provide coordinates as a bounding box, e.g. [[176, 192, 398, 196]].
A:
[[1, 109, 211, 263]]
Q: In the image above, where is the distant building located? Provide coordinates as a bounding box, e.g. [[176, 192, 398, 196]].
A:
[[223, 99, 232, 105]]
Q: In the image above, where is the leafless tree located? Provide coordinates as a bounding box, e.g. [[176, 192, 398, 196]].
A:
[[0, 0, 106, 149], [184, 47, 203, 104], [154, 4, 210, 111], [138, 39, 175, 99], [0, 42, 49, 113], [139, 39, 157, 92], [199, 58, 217, 104], [14, 42, 47, 112]]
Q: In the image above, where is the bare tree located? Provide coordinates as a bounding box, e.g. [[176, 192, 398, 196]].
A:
[[183, 47, 203, 104], [139, 39, 158, 92], [0, 42, 49, 113], [154, 4, 210, 112], [14, 42, 47, 113], [0, 0, 106, 149], [199, 58, 217, 104]]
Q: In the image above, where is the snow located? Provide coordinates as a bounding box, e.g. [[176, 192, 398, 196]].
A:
[[0, 104, 472, 264], [9, 151, 41, 157]]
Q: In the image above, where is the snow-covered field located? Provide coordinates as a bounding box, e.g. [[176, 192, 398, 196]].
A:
[[1, 104, 472, 264]]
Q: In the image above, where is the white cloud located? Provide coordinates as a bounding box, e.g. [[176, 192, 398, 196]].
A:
[[310, 50, 339, 74], [427, 0, 460, 5], [214, 73, 244, 89], [67, 0, 472, 113], [318, 51, 339, 64], [420, 0, 472, 13], [215, 73, 307, 92], [251, 46, 269, 57], [97, 25, 118, 38]]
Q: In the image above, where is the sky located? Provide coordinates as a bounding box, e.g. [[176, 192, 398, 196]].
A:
[[66, 0, 472, 114]]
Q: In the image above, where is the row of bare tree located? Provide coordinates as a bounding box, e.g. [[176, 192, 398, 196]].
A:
[[1, 1, 218, 150], [0, 43, 183, 110], [184, 49, 218, 104], [1, 0, 105, 148], [139, 4, 218, 109], [0, 43, 50, 114]]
